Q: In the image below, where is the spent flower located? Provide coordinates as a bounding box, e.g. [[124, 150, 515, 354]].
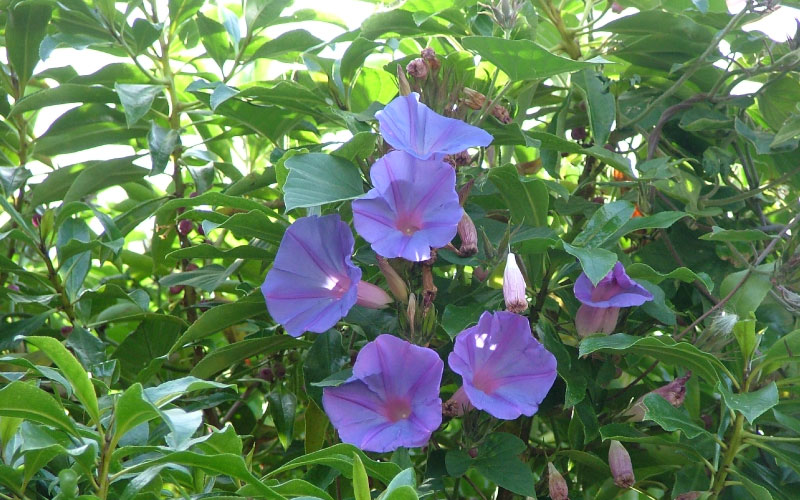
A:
[[503, 253, 528, 313]]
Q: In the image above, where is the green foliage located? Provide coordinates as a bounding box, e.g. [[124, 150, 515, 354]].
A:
[[1, 0, 800, 499]]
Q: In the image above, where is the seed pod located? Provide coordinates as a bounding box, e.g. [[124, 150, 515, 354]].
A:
[[547, 463, 569, 500], [406, 58, 428, 79], [608, 440, 635, 488]]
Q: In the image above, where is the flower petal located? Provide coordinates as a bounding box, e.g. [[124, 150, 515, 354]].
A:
[[376, 93, 493, 160]]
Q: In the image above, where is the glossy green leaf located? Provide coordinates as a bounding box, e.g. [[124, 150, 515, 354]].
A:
[[6, 1, 52, 91], [147, 122, 179, 175], [573, 69, 615, 146], [267, 389, 297, 450], [283, 153, 364, 211], [0, 382, 78, 436], [115, 84, 162, 127], [717, 382, 778, 424], [562, 242, 617, 286], [572, 200, 634, 247], [462, 36, 595, 81], [488, 164, 549, 227], [170, 294, 266, 351], [643, 394, 710, 439], [352, 453, 371, 500]]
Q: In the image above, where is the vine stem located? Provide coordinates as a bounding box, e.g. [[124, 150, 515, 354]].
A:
[[676, 202, 800, 341], [620, 3, 750, 128]]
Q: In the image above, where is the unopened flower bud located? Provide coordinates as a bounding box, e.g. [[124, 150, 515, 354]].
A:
[[547, 463, 569, 500], [60, 326, 73, 337], [396, 64, 411, 96], [674, 492, 703, 500], [468, 447, 478, 458], [486, 0, 525, 30], [177, 219, 193, 236], [608, 440, 635, 489], [7, 284, 19, 292], [356, 281, 393, 309], [185, 263, 199, 271], [407, 293, 417, 335], [406, 58, 428, 79], [169, 285, 184, 295], [259, 367, 274, 383], [376, 256, 408, 303], [457, 214, 478, 257], [473, 267, 489, 282], [458, 178, 475, 205], [503, 253, 528, 313], [575, 304, 619, 337], [625, 372, 692, 421], [611, 1, 624, 13], [571, 126, 587, 141], [32, 213, 41, 228]]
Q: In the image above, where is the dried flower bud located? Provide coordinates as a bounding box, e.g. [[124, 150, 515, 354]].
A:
[[396, 64, 411, 96], [674, 492, 703, 500], [463, 87, 486, 110], [503, 253, 528, 313], [611, 1, 624, 13], [259, 367, 274, 383], [273, 362, 286, 379], [457, 214, 478, 257], [177, 219, 193, 236], [468, 447, 478, 458], [421, 48, 440, 71], [60, 326, 73, 337], [445, 150, 471, 168], [442, 386, 474, 417], [608, 440, 635, 489], [491, 105, 512, 124], [355, 281, 393, 309], [376, 256, 408, 303], [547, 463, 569, 500], [169, 285, 184, 295], [32, 213, 41, 228], [406, 58, 428, 79], [571, 126, 587, 141], [473, 267, 489, 282], [624, 372, 692, 421]]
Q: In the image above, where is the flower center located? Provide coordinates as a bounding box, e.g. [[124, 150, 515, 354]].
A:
[[395, 215, 422, 236], [324, 275, 352, 299], [384, 398, 412, 422], [472, 369, 500, 395]]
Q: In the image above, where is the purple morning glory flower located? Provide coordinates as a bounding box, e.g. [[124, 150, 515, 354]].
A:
[[573, 262, 653, 337], [322, 334, 443, 452], [448, 311, 557, 420], [376, 93, 493, 160], [352, 151, 463, 261], [261, 215, 362, 337]]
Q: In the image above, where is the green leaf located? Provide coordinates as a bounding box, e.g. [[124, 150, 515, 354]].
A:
[[719, 264, 773, 316], [245, 0, 292, 30], [717, 382, 778, 424], [572, 200, 634, 247], [283, 153, 364, 211], [303, 330, 349, 408], [383, 486, 419, 500], [445, 450, 471, 477], [341, 37, 380, 83], [6, 1, 52, 91], [268, 389, 297, 450], [114, 383, 159, 443], [120, 451, 282, 499], [615, 211, 689, 237], [626, 263, 713, 291], [196, 12, 230, 70], [643, 394, 711, 439], [63, 161, 149, 203], [148, 122, 179, 175], [729, 468, 774, 500], [579, 334, 727, 384], [488, 164, 549, 227], [0, 382, 78, 436], [265, 443, 402, 485], [130, 18, 162, 54], [473, 433, 535, 497], [441, 305, 481, 340], [758, 329, 800, 373], [24, 336, 100, 426], [166, 244, 274, 262], [251, 29, 323, 61], [304, 399, 329, 454], [573, 69, 615, 146], [698, 226, 772, 242], [9, 84, 118, 117], [562, 242, 617, 286], [191, 336, 306, 378], [462, 36, 595, 81], [143, 376, 231, 407], [352, 453, 371, 500], [170, 294, 266, 351], [115, 84, 162, 127]]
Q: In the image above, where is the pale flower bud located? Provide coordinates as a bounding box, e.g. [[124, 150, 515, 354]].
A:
[[355, 281, 393, 309], [376, 256, 408, 303], [396, 64, 411, 96], [547, 463, 569, 500], [503, 253, 528, 313], [457, 213, 478, 257], [608, 440, 635, 489], [406, 58, 428, 79]]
